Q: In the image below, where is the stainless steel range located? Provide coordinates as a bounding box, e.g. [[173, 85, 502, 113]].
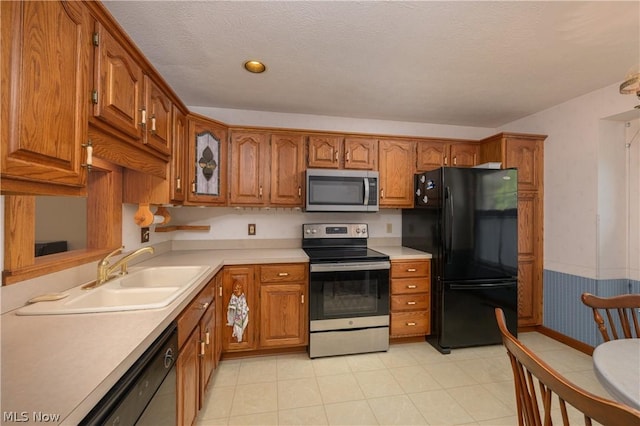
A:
[[303, 223, 390, 358]]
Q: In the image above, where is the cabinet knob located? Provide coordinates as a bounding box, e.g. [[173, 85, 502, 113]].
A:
[[199, 302, 209, 310]]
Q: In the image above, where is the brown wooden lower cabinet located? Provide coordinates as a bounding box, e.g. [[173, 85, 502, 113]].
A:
[[176, 274, 217, 426], [389, 259, 431, 338]]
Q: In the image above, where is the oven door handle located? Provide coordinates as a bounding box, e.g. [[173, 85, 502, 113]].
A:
[[310, 261, 390, 273]]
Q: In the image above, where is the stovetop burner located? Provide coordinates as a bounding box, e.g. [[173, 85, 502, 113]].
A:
[[302, 223, 389, 263]]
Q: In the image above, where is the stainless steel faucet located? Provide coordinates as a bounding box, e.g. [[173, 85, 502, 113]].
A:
[[96, 246, 155, 286]]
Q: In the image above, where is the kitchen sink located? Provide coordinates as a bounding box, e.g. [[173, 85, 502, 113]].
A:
[[16, 265, 212, 315]]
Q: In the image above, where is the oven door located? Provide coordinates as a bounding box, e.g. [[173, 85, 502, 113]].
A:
[[309, 261, 390, 327]]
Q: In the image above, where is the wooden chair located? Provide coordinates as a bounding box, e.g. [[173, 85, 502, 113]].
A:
[[495, 308, 640, 426], [581, 293, 640, 342]]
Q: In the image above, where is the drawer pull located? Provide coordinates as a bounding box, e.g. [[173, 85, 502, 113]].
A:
[[199, 302, 209, 310], [407, 285, 418, 289], [278, 272, 289, 277], [406, 301, 417, 305], [406, 322, 417, 326], [407, 268, 417, 272]]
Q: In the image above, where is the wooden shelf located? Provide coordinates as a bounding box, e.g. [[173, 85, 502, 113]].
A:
[[154, 225, 210, 233]]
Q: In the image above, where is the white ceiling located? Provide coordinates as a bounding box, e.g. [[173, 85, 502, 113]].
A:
[[103, 1, 640, 128]]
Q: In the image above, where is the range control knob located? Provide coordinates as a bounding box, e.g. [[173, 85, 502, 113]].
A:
[[311, 229, 317, 234], [355, 228, 361, 234], [305, 228, 311, 234]]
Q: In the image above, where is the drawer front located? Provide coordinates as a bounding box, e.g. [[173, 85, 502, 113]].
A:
[[391, 277, 430, 294], [260, 263, 307, 283], [391, 260, 430, 278], [178, 282, 214, 348], [391, 294, 430, 312], [390, 311, 430, 336]]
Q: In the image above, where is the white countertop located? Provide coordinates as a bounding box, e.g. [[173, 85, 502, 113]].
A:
[[371, 245, 432, 260], [0, 246, 429, 425]]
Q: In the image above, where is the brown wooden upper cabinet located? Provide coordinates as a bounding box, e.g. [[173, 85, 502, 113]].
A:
[[229, 131, 270, 206], [92, 21, 144, 142], [270, 133, 305, 207], [143, 76, 172, 156], [185, 114, 228, 206], [92, 23, 171, 157], [1, 0, 92, 196], [378, 139, 415, 208], [307, 135, 377, 170], [416, 140, 480, 172]]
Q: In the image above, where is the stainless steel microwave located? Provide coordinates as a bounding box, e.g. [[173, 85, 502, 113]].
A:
[[305, 169, 379, 212]]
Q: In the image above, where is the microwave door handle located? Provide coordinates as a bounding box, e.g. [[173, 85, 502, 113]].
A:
[[363, 177, 370, 206]]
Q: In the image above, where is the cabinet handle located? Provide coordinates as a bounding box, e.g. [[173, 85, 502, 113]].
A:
[[150, 115, 157, 134], [219, 285, 222, 297], [453, 156, 457, 166], [81, 140, 93, 171], [444, 155, 448, 166], [139, 108, 147, 126], [407, 268, 417, 272], [380, 189, 384, 199], [406, 285, 418, 289], [199, 302, 209, 310], [191, 181, 196, 193], [334, 151, 339, 162], [406, 322, 417, 326], [346, 150, 350, 162], [199, 341, 205, 356], [278, 272, 289, 277], [176, 177, 181, 191], [298, 186, 302, 197], [259, 186, 263, 197], [205, 331, 210, 345], [301, 294, 304, 304], [407, 301, 417, 305]]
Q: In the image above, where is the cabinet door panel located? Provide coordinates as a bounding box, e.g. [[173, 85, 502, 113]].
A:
[[230, 131, 268, 205], [94, 23, 143, 140], [199, 305, 215, 408], [222, 266, 256, 351], [449, 143, 479, 167], [271, 133, 305, 206], [505, 138, 541, 190], [1, 1, 90, 189], [517, 192, 539, 257], [145, 76, 172, 155], [378, 140, 415, 207], [260, 284, 306, 347], [416, 141, 446, 171], [307, 135, 341, 168], [186, 116, 228, 205], [344, 137, 377, 170], [171, 108, 187, 203], [177, 328, 199, 426]]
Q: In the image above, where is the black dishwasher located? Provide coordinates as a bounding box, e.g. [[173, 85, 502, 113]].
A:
[[80, 323, 177, 426]]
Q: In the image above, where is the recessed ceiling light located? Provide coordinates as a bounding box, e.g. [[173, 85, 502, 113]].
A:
[[244, 60, 266, 73]]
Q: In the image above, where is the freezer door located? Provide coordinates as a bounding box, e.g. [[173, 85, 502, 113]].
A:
[[440, 280, 518, 349]]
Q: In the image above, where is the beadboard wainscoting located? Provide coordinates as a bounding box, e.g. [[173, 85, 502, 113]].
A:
[[543, 270, 634, 347]]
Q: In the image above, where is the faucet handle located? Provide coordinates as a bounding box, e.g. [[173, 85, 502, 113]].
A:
[[101, 246, 124, 264]]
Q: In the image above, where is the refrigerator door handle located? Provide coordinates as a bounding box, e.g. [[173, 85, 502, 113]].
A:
[[445, 186, 453, 263]]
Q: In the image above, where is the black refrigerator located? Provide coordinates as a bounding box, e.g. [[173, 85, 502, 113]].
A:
[[402, 167, 519, 354]]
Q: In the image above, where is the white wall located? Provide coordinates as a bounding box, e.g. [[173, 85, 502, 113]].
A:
[[501, 82, 640, 279], [626, 119, 640, 281], [191, 106, 495, 140]]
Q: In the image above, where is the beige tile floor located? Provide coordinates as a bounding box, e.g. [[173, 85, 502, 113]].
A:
[[196, 332, 610, 425]]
